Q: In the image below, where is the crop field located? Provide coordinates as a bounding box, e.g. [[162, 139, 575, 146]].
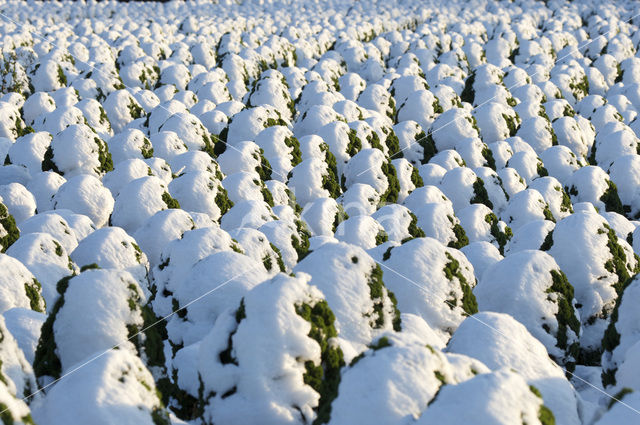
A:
[[0, 0, 637, 423]]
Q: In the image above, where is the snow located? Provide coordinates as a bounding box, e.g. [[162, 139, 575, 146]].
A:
[[609, 154, 640, 216], [133, 209, 195, 268], [411, 202, 463, 247], [548, 210, 637, 349], [110, 176, 173, 233], [7, 132, 52, 175], [150, 131, 188, 163], [169, 171, 227, 221], [447, 312, 581, 425], [169, 250, 267, 346], [169, 151, 221, 176], [0, 253, 44, 314], [102, 158, 156, 198], [300, 197, 343, 237], [0, 0, 638, 422], [0, 319, 37, 424], [103, 90, 145, 134], [254, 126, 299, 181], [7, 232, 74, 310], [32, 349, 169, 425], [431, 108, 478, 151], [52, 175, 114, 228], [501, 188, 553, 231], [220, 199, 276, 231], [430, 149, 466, 171], [329, 334, 488, 424], [40, 209, 95, 241], [383, 237, 476, 340], [460, 241, 503, 280], [415, 369, 549, 425], [418, 163, 447, 186], [221, 171, 266, 205], [540, 145, 585, 184], [334, 215, 385, 249], [343, 148, 389, 197], [339, 183, 379, 216], [151, 226, 242, 316], [18, 213, 78, 252], [603, 275, 640, 375], [217, 141, 268, 176], [505, 219, 555, 254], [372, 204, 419, 242], [295, 242, 398, 357], [70, 227, 149, 292], [594, 392, 640, 425], [529, 176, 574, 220], [107, 129, 153, 165], [25, 172, 66, 212], [439, 167, 481, 211], [286, 158, 332, 207], [3, 307, 45, 365], [475, 250, 579, 362], [46, 124, 111, 178], [52, 268, 144, 373], [197, 273, 323, 425]]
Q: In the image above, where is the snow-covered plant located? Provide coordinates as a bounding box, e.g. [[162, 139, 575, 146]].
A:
[[108, 129, 154, 164], [439, 167, 494, 212], [565, 165, 625, 215], [475, 250, 580, 367], [70, 226, 149, 290], [51, 175, 114, 228], [6, 232, 74, 309], [544, 210, 639, 360], [33, 349, 171, 425], [428, 108, 480, 153], [334, 215, 388, 250], [288, 153, 341, 206], [382, 237, 477, 340], [158, 112, 220, 158], [162, 249, 267, 345], [102, 89, 146, 134], [223, 105, 289, 145], [372, 204, 424, 244], [0, 315, 38, 424], [601, 274, 640, 387], [259, 217, 311, 269], [0, 200, 20, 252], [0, 253, 45, 314], [33, 267, 153, 386], [457, 203, 512, 254], [217, 141, 273, 181], [294, 242, 400, 357], [247, 69, 295, 121], [169, 171, 232, 223], [410, 202, 469, 249], [500, 188, 555, 231], [447, 312, 579, 424], [330, 334, 490, 424], [110, 176, 179, 233], [342, 148, 400, 206], [197, 272, 344, 425], [42, 124, 113, 177], [316, 122, 363, 177], [254, 125, 302, 181]]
